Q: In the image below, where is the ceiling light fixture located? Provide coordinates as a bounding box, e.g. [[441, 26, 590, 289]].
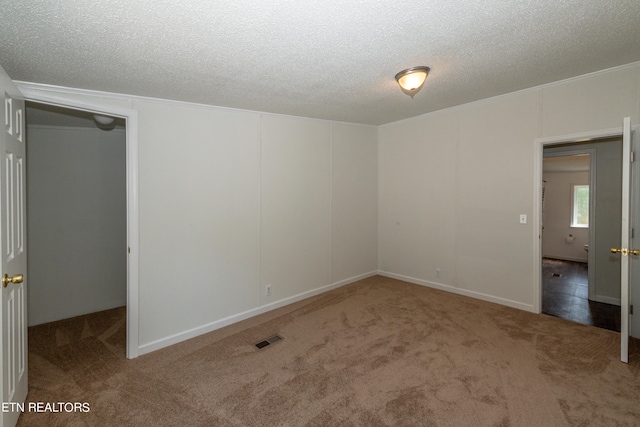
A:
[[93, 114, 115, 126], [395, 66, 430, 98]]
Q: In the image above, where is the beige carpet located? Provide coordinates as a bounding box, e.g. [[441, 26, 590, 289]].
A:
[[17, 276, 640, 426]]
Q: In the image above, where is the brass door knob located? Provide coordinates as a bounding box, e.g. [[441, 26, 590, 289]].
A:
[[2, 273, 23, 288], [610, 248, 640, 256]]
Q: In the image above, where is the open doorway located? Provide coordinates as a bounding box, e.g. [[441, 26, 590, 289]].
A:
[[541, 138, 622, 332], [16, 83, 140, 359], [25, 102, 127, 353]]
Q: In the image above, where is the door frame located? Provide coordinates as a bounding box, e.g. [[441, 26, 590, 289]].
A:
[[17, 84, 140, 359], [533, 126, 624, 314]]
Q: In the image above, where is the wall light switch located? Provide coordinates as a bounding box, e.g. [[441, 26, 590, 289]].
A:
[[519, 214, 527, 224]]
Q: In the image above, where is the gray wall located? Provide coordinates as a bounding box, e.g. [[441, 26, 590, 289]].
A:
[[378, 63, 638, 317], [14, 61, 640, 351], [26, 125, 127, 325]]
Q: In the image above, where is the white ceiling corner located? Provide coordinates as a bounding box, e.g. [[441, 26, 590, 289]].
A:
[[2, 0, 640, 125]]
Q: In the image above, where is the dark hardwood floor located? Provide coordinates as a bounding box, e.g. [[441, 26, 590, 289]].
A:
[[542, 258, 621, 332]]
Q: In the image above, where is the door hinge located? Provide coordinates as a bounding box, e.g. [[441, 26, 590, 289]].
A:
[[631, 151, 635, 162], [633, 228, 635, 239], [631, 305, 634, 315]]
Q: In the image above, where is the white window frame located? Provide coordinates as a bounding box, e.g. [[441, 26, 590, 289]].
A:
[[571, 184, 589, 228]]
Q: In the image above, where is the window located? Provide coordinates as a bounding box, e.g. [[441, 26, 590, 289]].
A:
[[571, 184, 589, 227]]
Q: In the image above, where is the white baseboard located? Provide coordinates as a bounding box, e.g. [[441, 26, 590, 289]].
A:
[[592, 295, 621, 306], [377, 270, 535, 313], [542, 255, 588, 263], [137, 271, 378, 356]]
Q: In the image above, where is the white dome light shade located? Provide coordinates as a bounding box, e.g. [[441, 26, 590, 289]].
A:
[[395, 66, 430, 98], [93, 114, 115, 126]]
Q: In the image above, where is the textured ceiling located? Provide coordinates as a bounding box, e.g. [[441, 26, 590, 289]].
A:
[[2, 1, 640, 125]]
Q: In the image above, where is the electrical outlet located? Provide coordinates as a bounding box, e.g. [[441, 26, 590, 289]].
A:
[[265, 284, 272, 297], [436, 268, 441, 278]]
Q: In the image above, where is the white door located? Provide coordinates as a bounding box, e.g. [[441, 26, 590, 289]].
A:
[[1, 73, 27, 427], [615, 117, 635, 363], [631, 125, 640, 342]]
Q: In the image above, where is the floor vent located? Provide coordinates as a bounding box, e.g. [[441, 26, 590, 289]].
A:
[[552, 273, 562, 277], [254, 334, 283, 350]]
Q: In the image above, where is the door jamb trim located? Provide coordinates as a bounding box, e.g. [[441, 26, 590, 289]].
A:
[[533, 127, 622, 314], [17, 84, 140, 359]]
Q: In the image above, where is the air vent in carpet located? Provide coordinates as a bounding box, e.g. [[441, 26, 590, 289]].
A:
[[254, 334, 283, 350], [552, 273, 562, 277]]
